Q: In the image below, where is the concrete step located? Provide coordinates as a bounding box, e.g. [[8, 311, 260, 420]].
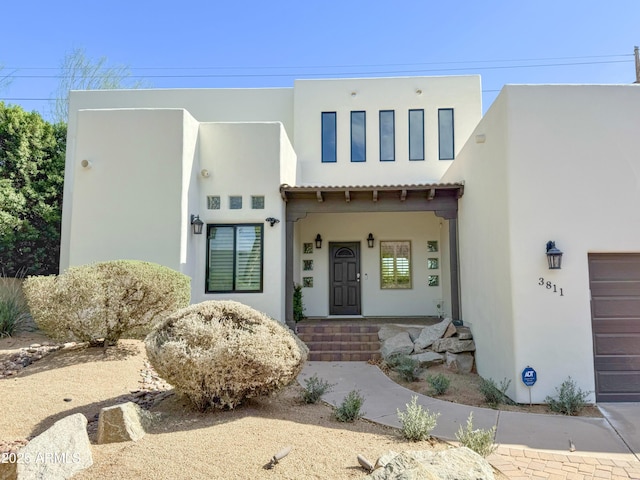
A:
[[297, 332, 380, 343], [304, 341, 381, 352]]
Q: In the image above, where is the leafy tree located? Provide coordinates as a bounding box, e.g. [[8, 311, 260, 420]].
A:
[[52, 48, 146, 123], [0, 102, 65, 276]]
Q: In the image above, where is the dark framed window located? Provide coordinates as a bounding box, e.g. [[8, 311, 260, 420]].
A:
[[438, 108, 455, 160], [206, 224, 263, 293], [321, 112, 337, 163], [408, 109, 425, 161], [379, 110, 395, 161], [350, 111, 366, 162]]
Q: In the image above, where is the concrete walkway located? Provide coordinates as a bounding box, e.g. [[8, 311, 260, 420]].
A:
[[299, 361, 640, 480]]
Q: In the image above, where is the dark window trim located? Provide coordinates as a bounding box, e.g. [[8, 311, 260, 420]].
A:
[[350, 110, 366, 162], [408, 109, 425, 161], [438, 108, 455, 160], [321, 112, 337, 163], [205, 223, 264, 294], [379, 110, 395, 162]]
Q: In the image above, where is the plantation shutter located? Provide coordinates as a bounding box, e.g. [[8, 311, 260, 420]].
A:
[[235, 225, 262, 291], [208, 226, 234, 291]]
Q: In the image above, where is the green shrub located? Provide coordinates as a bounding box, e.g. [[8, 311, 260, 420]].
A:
[[334, 390, 365, 422], [23, 260, 190, 344], [146, 300, 309, 411], [479, 377, 513, 407], [293, 284, 305, 323], [301, 374, 334, 404], [385, 354, 419, 382], [397, 395, 439, 441], [0, 273, 32, 337], [426, 373, 451, 396], [455, 412, 497, 457], [545, 377, 591, 415]]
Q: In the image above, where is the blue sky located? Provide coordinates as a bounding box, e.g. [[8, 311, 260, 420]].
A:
[[1, 0, 637, 120]]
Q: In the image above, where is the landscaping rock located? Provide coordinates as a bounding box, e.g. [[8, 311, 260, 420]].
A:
[[16, 413, 92, 479], [432, 338, 475, 353], [443, 323, 457, 338], [413, 318, 452, 351], [97, 401, 149, 444], [456, 326, 473, 340], [410, 351, 444, 367], [378, 325, 408, 342], [374, 450, 399, 469], [381, 332, 414, 359], [446, 352, 474, 374], [367, 447, 495, 480]]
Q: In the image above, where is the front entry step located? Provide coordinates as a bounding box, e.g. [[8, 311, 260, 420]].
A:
[[296, 323, 381, 362]]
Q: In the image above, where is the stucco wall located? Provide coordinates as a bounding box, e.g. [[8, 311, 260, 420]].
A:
[[192, 122, 290, 321], [296, 211, 446, 317], [66, 108, 192, 270], [441, 93, 517, 399], [447, 84, 640, 403], [293, 76, 482, 186]]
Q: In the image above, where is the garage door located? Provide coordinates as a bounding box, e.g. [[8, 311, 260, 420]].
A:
[[589, 253, 640, 402]]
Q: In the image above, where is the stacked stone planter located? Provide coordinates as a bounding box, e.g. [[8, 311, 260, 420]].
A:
[[378, 318, 476, 374]]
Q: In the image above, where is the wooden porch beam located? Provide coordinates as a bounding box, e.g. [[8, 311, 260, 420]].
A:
[[427, 188, 435, 200], [345, 190, 351, 202], [400, 189, 407, 202], [372, 190, 378, 202], [316, 191, 323, 202]]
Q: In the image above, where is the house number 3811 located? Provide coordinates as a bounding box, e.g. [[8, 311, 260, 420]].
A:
[[538, 278, 564, 296]]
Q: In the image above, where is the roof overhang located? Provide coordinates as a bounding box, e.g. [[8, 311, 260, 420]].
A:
[[280, 183, 464, 221]]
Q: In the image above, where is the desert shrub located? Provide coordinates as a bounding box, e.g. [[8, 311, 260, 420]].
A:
[[397, 395, 439, 441], [334, 390, 364, 422], [385, 354, 419, 382], [479, 377, 513, 407], [145, 300, 309, 411], [0, 273, 32, 337], [455, 412, 497, 457], [426, 373, 451, 396], [545, 377, 591, 415], [293, 284, 305, 323], [301, 374, 334, 404], [23, 260, 190, 344]]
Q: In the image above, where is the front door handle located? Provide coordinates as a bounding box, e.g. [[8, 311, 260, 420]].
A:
[[357, 273, 361, 282]]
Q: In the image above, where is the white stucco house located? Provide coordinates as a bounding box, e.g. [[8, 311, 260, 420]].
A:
[[60, 75, 640, 404]]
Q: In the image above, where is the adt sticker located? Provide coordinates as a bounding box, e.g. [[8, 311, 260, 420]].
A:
[[521, 367, 537, 387]]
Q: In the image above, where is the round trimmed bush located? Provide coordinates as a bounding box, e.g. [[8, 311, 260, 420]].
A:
[[145, 300, 309, 410], [23, 260, 190, 344]]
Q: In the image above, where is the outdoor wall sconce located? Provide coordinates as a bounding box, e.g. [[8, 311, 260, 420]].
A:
[[367, 233, 375, 248], [265, 217, 280, 227], [315, 234, 322, 249], [190, 215, 204, 235], [546, 241, 563, 269]]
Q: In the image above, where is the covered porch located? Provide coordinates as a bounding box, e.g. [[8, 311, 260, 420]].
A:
[[281, 183, 464, 328]]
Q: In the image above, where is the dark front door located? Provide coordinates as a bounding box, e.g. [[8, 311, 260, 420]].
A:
[[330, 242, 361, 315]]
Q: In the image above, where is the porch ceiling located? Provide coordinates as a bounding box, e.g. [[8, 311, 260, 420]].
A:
[[280, 182, 464, 220]]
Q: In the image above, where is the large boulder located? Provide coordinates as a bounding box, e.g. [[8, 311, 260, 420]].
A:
[[410, 351, 444, 367], [145, 300, 308, 410], [367, 447, 495, 480], [445, 352, 474, 374], [97, 402, 152, 444], [431, 338, 476, 354], [413, 318, 452, 351], [12, 413, 93, 480], [381, 332, 414, 359]]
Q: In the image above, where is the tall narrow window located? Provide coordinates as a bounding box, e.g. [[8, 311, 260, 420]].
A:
[[321, 112, 336, 163], [379, 110, 395, 161], [438, 108, 455, 160], [380, 241, 412, 289], [408, 109, 425, 161], [206, 224, 263, 293], [350, 111, 366, 162]]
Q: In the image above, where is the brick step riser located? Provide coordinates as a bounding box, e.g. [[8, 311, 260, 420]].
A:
[[297, 327, 379, 334], [308, 352, 382, 362], [297, 333, 380, 343], [304, 342, 380, 352]]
